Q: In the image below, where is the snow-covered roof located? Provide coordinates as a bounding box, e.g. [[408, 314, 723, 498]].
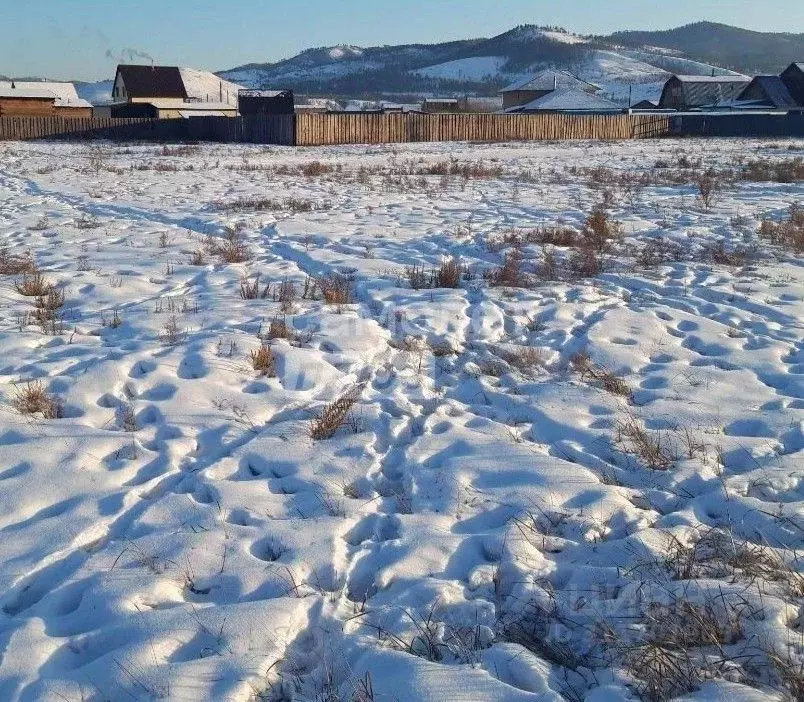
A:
[[0, 87, 54, 99], [149, 99, 238, 111], [501, 70, 598, 93], [671, 75, 750, 83], [508, 88, 620, 112], [739, 75, 798, 109], [178, 110, 235, 118], [179, 68, 243, 106], [0, 81, 91, 107]]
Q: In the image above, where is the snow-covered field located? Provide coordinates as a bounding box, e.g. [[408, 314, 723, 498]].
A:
[[0, 138, 802, 701]]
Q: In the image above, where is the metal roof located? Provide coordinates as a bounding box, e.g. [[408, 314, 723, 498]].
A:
[[0, 81, 90, 107], [0, 88, 54, 100], [661, 75, 752, 109], [508, 88, 620, 112], [672, 75, 750, 83], [239, 89, 291, 98], [116, 65, 187, 99], [148, 99, 237, 110], [501, 70, 598, 94], [738, 76, 798, 108]]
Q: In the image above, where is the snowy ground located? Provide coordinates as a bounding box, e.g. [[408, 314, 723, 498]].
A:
[[0, 138, 801, 701]]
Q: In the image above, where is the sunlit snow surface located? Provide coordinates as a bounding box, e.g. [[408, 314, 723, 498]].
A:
[[0, 138, 801, 700]]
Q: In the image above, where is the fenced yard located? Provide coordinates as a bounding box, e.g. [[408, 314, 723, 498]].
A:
[[0, 111, 802, 145]]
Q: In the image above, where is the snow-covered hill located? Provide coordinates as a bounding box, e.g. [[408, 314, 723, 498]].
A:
[[217, 24, 748, 104], [68, 22, 799, 106]]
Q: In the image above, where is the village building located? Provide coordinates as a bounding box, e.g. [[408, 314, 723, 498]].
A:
[[735, 75, 799, 109], [421, 98, 461, 113], [506, 88, 621, 114], [98, 64, 241, 118], [780, 62, 804, 106], [658, 75, 751, 110], [238, 90, 295, 116], [420, 96, 502, 113], [500, 70, 599, 110], [0, 81, 92, 117], [630, 99, 659, 110]]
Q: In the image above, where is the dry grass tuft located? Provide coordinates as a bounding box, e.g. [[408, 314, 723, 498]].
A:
[[614, 413, 676, 470], [701, 240, 749, 266], [14, 271, 52, 297], [318, 274, 353, 305], [309, 385, 363, 440], [502, 346, 549, 375], [658, 528, 804, 596], [486, 250, 527, 288], [267, 315, 294, 340], [250, 345, 276, 377], [759, 204, 804, 254], [205, 227, 251, 264], [583, 207, 622, 254], [239, 275, 269, 300], [160, 315, 185, 345], [0, 248, 36, 275], [766, 648, 804, 701], [571, 352, 631, 397], [435, 258, 461, 288], [12, 381, 63, 418]]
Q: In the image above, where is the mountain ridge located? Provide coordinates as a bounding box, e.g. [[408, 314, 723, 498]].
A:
[[59, 22, 803, 105]]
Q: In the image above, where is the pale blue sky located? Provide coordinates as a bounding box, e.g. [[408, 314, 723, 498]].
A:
[[1, 0, 802, 80]]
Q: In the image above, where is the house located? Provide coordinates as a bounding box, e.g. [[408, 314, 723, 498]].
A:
[[238, 90, 294, 116], [294, 104, 328, 114], [422, 98, 461, 113], [104, 64, 241, 118], [631, 99, 658, 111], [735, 75, 798, 109], [500, 70, 599, 110], [506, 88, 621, 114], [420, 96, 503, 113], [0, 81, 92, 117], [658, 75, 751, 110], [780, 62, 804, 106]]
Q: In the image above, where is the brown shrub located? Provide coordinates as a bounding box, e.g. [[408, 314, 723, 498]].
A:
[[501, 346, 548, 375], [435, 259, 461, 288], [701, 240, 748, 266], [309, 385, 363, 440], [571, 352, 631, 397], [206, 228, 251, 264], [14, 271, 52, 297], [250, 345, 276, 376], [12, 381, 63, 418], [695, 170, 723, 210], [32, 287, 66, 330], [405, 264, 429, 290], [300, 161, 333, 177], [487, 250, 526, 288], [614, 413, 676, 470], [741, 157, 804, 183], [0, 248, 36, 275], [240, 275, 269, 300], [277, 279, 296, 312], [582, 207, 622, 253], [318, 274, 352, 305], [567, 244, 604, 277], [758, 204, 804, 254], [267, 315, 294, 340]]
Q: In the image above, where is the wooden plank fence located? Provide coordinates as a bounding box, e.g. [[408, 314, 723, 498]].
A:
[[0, 113, 671, 145], [0, 117, 186, 141], [294, 113, 671, 145]]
